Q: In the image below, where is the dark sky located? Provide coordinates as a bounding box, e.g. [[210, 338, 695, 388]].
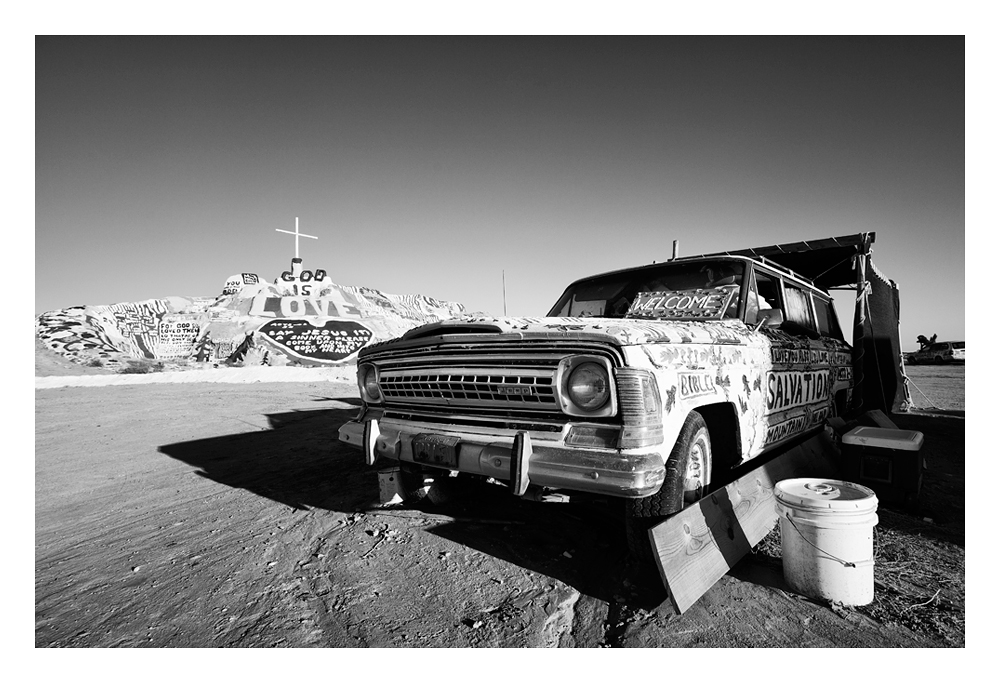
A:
[[35, 36, 964, 346]]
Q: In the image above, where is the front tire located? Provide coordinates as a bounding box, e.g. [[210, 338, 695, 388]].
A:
[[625, 412, 712, 560], [399, 466, 431, 503]]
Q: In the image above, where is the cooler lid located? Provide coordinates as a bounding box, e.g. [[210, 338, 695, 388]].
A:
[[774, 478, 878, 511], [842, 426, 924, 451]]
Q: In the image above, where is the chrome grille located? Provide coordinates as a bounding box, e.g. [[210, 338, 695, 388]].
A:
[[365, 341, 625, 425], [380, 367, 556, 410]]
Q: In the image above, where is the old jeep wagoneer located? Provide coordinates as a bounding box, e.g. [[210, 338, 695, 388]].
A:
[[339, 254, 853, 552]]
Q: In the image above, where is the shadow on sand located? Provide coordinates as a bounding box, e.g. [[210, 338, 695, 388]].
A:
[[157, 402, 666, 608], [158, 404, 964, 611]]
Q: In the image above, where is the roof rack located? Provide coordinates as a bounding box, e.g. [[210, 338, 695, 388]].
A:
[[740, 254, 817, 285], [670, 252, 817, 286]]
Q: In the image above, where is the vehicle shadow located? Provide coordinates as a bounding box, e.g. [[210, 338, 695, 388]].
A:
[[157, 405, 666, 609], [410, 485, 667, 608], [158, 400, 379, 514]]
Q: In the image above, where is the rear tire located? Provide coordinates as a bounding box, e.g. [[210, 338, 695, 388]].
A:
[[625, 412, 712, 561]]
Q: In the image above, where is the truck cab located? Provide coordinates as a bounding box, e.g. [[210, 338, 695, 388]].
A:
[[338, 254, 852, 551]]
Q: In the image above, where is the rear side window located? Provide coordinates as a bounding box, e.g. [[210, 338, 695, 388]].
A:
[[812, 294, 842, 339], [783, 284, 816, 331], [953, 342, 965, 349], [931, 343, 948, 352]]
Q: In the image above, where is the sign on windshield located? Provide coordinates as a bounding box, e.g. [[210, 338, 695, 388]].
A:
[[626, 286, 738, 320]]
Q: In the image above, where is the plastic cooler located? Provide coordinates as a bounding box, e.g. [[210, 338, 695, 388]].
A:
[[840, 426, 925, 503]]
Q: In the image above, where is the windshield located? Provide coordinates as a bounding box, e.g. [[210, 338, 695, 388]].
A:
[[547, 260, 746, 320]]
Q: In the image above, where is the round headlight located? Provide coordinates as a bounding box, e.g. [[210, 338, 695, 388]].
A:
[[566, 362, 610, 411], [359, 364, 382, 403]]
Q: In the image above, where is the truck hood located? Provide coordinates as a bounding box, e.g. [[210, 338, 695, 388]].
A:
[[383, 315, 755, 348]]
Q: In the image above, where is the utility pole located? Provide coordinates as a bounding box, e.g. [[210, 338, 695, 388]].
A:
[[502, 270, 508, 316]]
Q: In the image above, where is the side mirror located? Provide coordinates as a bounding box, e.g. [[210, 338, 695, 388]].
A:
[[754, 308, 784, 331]]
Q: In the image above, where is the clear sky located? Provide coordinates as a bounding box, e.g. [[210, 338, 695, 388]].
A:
[[35, 36, 964, 351]]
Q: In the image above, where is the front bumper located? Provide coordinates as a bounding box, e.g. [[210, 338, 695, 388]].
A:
[[338, 418, 664, 498]]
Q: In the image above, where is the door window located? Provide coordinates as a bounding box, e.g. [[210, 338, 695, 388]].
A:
[[745, 270, 782, 323]]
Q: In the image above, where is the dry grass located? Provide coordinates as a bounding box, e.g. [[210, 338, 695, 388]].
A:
[[859, 522, 965, 646], [117, 360, 165, 374], [754, 517, 964, 647]]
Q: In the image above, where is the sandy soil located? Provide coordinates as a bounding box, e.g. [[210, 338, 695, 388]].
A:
[[35, 354, 965, 648]]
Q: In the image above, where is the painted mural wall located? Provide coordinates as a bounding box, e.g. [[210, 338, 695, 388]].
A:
[[36, 259, 470, 369]]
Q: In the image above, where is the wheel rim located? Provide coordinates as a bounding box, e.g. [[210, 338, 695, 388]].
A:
[[683, 428, 711, 504]]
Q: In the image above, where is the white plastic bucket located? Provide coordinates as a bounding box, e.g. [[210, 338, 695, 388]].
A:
[[775, 478, 879, 606]]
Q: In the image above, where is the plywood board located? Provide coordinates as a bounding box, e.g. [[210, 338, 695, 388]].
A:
[[649, 433, 840, 613]]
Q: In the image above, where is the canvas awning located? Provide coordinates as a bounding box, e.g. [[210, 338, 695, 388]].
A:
[[707, 232, 876, 290]]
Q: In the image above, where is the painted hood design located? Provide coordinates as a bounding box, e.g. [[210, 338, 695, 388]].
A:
[[383, 315, 759, 348]]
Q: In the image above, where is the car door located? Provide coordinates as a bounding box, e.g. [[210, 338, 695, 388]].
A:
[[756, 271, 836, 449]]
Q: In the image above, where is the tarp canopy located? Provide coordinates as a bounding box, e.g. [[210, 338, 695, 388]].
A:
[[706, 232, 909, 415], [708, 232, 876, 290]]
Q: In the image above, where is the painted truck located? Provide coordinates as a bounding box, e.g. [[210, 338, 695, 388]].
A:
[[338, 253, 853, 555]]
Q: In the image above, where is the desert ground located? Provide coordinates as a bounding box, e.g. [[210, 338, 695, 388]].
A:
[[35, 356, 965, 648]]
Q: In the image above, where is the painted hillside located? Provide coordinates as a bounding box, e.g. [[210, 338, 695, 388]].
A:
[[36, 258, 471, 372]]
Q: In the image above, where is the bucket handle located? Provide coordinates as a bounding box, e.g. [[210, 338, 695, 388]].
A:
[[783, 512, 874, 569]]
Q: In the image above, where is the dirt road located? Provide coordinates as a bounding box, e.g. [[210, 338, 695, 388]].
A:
[[35, 367, 964, 647]]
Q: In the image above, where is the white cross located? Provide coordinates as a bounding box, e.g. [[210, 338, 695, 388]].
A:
[[275, 217, 318, 259]]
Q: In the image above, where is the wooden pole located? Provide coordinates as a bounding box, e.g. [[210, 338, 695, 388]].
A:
[[851, 251, 868, 413]]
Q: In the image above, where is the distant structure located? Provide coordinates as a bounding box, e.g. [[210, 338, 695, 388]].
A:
[[34, 219, 472, 369]]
